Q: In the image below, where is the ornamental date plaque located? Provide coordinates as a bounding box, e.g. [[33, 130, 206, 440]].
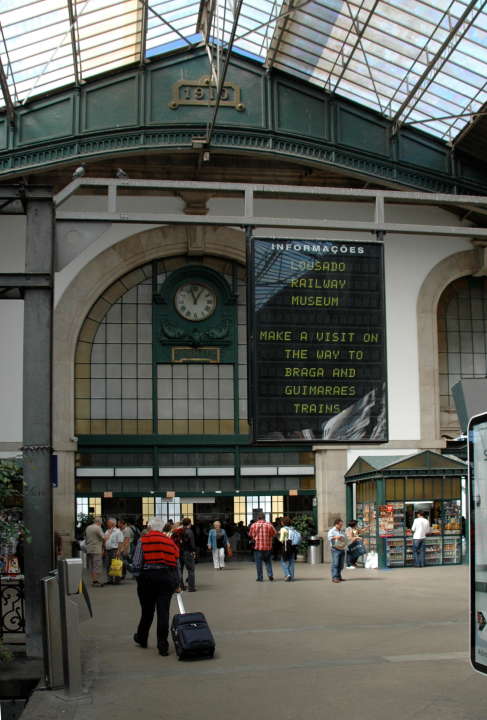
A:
[[169, 75, 245, 111]]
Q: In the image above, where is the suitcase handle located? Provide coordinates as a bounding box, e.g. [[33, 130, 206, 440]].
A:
[[176, 592, 186, 615]]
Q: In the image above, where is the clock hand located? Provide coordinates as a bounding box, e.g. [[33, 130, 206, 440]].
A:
[[192, 286, 204, 303]]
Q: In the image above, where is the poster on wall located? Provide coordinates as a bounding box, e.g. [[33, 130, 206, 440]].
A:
[[250, 238, 387, 442], [468, 413, 487, 675]]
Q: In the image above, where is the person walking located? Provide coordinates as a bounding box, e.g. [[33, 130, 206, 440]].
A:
[[327, 518, 347, 583], [104, 517, 124, 585], [229, 525, 240, 559], [249, 512, 276, 582], [84, 516, 105, 586], [118, 519, 134, 579], [207, 520, 230, 570], [132, 517, 180, 656], [279, 516, 296, 581], [179, 517, 197, 592], [272, 517, 283, 560], [411, 511, 430, 567]]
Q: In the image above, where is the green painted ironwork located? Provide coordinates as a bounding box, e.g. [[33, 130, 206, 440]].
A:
[[0, 49, 485, 195]]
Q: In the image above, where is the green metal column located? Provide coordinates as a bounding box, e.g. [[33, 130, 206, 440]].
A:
[[346, 483, 354, 524], [22, 191, 54, 658], [376, 478, 387, 570]]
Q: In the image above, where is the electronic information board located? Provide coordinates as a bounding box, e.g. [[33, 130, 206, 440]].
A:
[[250, 239, 387, 442], [468, 412, 487, 675]]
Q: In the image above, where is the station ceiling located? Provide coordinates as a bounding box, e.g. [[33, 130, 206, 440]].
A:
[[1, 0, 486, 151]]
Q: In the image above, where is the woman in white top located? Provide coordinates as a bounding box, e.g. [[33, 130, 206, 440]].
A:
[[279, 516, 296, 582], [345, 520, 364, 569]]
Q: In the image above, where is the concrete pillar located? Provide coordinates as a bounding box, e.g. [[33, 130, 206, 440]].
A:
[[53, 451, 76, 557], [314, 446, 349, 562], [23, 193, 54, 658]]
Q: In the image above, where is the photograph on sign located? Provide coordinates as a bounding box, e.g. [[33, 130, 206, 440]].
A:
[[468, 413, 487, 675], [250, 239, 387, 442]]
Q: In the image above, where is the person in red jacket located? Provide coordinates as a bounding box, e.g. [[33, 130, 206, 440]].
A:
[[132, 516, 180, 656]]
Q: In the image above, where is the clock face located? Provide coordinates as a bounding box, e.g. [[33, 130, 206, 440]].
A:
[[174, 282, 217, 322]]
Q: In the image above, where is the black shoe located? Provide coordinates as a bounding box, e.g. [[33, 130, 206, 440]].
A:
[[188, 588, 197, 592], [268, 576, 274, 581], [256, 578, 263, 582], [133, 634, 147, 648], [158, 645, 169, 656], [180, 584, 187, 591]]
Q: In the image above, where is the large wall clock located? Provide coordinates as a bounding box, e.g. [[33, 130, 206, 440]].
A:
[[154, 264, 237, 363], [174, 282, 217, 322]]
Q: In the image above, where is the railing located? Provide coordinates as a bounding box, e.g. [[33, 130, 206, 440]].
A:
[[0, 576, 25, 642]]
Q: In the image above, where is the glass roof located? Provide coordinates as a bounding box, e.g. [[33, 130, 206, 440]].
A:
[[0, 0, 486, 142]]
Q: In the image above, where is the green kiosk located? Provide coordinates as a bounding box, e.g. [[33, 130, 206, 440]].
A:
[[345, 451, 466, 568]]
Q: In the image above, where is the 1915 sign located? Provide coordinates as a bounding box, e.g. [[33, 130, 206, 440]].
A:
[[169, 76, 245, 111], [250, 239, 387, 442]]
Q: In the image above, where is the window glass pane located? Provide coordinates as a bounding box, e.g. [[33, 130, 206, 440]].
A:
[[432, 478, 443, 499], [76, 497, 88, 521], [424, 477, 433, 499], [405, 478, 415, 500], [443, 477, 453, 499], [393, 478, 402, 501], [76, 259, 245, 436], [438, 278, 487, 419], [142, 497, 155, 525]]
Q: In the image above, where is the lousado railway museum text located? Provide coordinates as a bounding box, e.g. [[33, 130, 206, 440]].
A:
[[251, 239, 387, 442]]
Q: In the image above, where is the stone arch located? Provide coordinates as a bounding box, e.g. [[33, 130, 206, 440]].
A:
[[53, 224, 245, 548], [53, 224, 245, 451], [417, 247, 481, 443]]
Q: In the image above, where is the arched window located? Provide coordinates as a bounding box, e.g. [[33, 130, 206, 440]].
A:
[[438, 276, 487, 434], [74, 256, 248, 436]]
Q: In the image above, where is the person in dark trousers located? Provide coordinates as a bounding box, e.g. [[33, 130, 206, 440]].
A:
[[411, 511, 430, 567], [132, 516, 180, 656], [180, 517, 197, 592], [327, 518, 347, 583], [249, 512, 276, 581]]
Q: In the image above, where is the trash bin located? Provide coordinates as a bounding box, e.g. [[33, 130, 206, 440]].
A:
[[308, 535, 323, 564]]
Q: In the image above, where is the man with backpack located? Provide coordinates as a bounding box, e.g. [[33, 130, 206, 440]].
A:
[[279, 517, 301, 582]]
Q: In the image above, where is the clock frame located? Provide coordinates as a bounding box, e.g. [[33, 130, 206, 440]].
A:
[[174, 281, 217, 322]]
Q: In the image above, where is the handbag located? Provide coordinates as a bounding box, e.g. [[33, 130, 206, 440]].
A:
[[333, 536, 347, 550], [226, 547, 233, 559], [108, 557, 123, 577]]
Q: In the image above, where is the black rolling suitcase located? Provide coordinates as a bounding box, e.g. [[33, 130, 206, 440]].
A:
[[171, 593, 215, 660]]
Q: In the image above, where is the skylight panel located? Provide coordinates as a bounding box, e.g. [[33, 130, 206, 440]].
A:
[[0, 0, 485, 142], [76, 0, 141, 79]]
